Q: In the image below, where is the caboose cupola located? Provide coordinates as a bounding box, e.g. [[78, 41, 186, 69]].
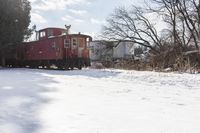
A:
[[38, 28, 66, 40]]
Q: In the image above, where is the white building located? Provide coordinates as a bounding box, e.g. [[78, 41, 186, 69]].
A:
[[90, 40, 135, 61], [113, 41, 135, 59]]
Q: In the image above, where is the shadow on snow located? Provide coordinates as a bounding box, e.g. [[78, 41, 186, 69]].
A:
[[0, 69, 59, 133], [0, 68, 122, 133]]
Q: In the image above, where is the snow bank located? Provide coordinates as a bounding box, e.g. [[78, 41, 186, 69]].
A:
[[0, 68, 200, 133]]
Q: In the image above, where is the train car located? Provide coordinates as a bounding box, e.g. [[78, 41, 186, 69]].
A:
[[5, 27, 92, 70]]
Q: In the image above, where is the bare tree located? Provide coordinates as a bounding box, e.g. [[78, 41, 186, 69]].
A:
[[148, 0, 200, 50], [102, 0, 200, 70], [147, 0, 184, 49], [176, 0, 200, 50], [102, 6, 162, 54]]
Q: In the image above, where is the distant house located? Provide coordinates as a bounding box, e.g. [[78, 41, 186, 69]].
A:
[[90, 40, 135, 61], [113, 41, 135, 59], [89, 40, 111, 61]]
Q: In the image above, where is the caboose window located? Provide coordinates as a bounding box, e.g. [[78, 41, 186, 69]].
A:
[[47, 29, 53, 37], [64, 39, 70, 48], [72, 38, 77, 46], [86, 37, 90, 47], [40, 31, 46, 38], [79, 38, 84, 47]]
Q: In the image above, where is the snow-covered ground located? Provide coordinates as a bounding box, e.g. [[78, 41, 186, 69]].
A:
[[0, 68, 200, 133]]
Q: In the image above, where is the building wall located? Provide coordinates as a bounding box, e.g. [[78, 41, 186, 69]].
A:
[[89, 41, 105, 61], [113, 41, 134, 59], [90, 41, 135, 61]]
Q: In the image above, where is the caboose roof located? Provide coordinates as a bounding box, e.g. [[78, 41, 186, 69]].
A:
[[38, 28, 91, 37], [38, 27, 66, 32]]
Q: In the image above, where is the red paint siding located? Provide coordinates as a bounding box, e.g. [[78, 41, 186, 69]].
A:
[[18, 28, 92, 62]]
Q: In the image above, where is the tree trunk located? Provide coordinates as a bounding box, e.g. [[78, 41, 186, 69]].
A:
[[0, 49, 6, 67]]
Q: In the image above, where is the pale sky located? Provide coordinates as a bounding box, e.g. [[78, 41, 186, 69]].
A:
[[29, 0, 143, 38]]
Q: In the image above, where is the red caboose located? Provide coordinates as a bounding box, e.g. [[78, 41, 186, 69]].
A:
[[10, 27, 92, 69]]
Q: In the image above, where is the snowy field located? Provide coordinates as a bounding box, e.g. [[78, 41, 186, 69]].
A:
[[0, 68, 200, 133]]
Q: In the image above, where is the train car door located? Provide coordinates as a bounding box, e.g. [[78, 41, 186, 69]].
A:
[[71, 38, 78, 56], [78, 37, 85, 58], [64, 37, 70, 58]]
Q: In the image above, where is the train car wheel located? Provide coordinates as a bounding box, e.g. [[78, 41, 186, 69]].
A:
[[64, 62, 70, 70], [70, 65, 74, 70], [69, 59, 74, 70], [78, 65, 82, 70], [78, 59, 82, 70], [70, 63, 74, 70]]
